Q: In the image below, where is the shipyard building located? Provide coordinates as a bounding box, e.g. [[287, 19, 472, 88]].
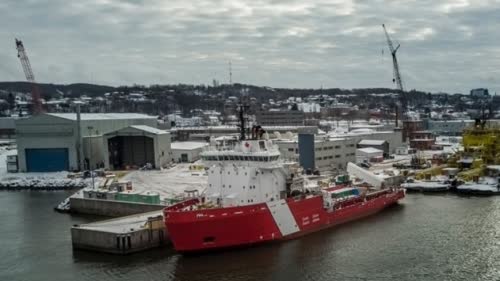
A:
[[256, 110, 305, 126], [275, 128, 404, 173], [15, 113, 171, 172], [171, 141, 208, 163], [172, 125, 318, 141]]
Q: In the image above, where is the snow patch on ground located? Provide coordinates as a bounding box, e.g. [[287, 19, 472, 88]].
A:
[[122, 163, 208, 199], [0, 147, 99, 190]]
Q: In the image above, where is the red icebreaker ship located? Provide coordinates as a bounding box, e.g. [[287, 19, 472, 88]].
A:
[[164, 121, 405, 253]]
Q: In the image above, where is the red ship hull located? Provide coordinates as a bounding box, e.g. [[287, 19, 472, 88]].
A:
[[164, 189, 405, 252]]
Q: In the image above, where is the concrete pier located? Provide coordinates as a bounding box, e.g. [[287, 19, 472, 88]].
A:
[[71, 211, 169, 254], [70, 197, 165, 217]]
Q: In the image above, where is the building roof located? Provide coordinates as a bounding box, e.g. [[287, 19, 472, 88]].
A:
[[103, 125, 167, 136], [172, 125, 317, 131], [329, 130, 396, 138], [357, 147, 384, 154], [129, 125, 168, 135], [48, 113, 156, 121], [171, 141, 209, 150], [358, 139, 387, 146]]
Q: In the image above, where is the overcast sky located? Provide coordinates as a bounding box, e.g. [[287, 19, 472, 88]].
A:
[[1, 0, 499, 94]]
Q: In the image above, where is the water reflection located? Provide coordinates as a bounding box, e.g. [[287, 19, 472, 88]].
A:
[[1, 192, 499, 281]]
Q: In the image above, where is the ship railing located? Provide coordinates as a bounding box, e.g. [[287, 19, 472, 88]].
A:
[[165, 198, 200, 212]]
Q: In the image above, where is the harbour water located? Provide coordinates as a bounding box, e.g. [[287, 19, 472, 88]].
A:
[[1, 191, 499, 281]]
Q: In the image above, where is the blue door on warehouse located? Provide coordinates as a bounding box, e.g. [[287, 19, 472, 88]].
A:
[[25, 148, 69, 172]]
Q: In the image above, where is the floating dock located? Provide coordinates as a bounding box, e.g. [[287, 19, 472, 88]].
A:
[[70, 197, 166, 217], [71, 211, 169, 254]]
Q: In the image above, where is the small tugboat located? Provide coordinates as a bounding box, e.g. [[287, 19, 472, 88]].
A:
[[163, 104, 405, 253]]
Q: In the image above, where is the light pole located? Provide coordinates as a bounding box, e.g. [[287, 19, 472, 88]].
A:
[[88, 126, 95, 190]]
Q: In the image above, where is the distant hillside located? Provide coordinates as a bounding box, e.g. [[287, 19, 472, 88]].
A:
[[0, 82, 116, 99], [0, 81, 435, 109]]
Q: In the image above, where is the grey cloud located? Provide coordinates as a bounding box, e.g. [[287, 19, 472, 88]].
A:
[[0, 0, 499, 93]]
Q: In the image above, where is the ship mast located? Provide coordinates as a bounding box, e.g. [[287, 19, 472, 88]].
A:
[[237, 102, 249, 140]]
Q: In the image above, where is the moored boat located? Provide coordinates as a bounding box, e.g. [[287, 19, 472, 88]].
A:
[[163, 107, 405, 253], [402, 180, 450, 193], [456, 180, 500, 196]]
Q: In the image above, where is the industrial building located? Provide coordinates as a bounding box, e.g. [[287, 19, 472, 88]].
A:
[[256, 110, 305, 126], [356, 147, 384, 163], [424, 119, 500, 136], [102, 125, 171, 170], [470, 88, 490, 99], [276, 136, 357, 173], [357, 139, 389, 155], [329, 129, 404, 154], [424, 119, 474, 136], [274, 128, 404, 173], [172, 125, 318, 141], [409, 131, 435, 150], [0, 117, 18, 138], [171, 141, 208, 163], [15, 113, 170, 172]]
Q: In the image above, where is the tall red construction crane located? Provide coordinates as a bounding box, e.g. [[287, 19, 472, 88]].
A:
[[15, 38, 43, 114]]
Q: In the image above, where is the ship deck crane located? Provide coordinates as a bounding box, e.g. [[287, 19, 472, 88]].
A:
[[15, 38, 43, 114], [382, 24, 406, 117]]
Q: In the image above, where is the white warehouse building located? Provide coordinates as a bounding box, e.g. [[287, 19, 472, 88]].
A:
[[171, 141, 209, 163], [329, 129, 405, 154], [275, 136, 357, 173], [15, 113, 171, 172], [274, 128, 403, 173]]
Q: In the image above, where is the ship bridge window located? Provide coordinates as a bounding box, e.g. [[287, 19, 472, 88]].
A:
[[224, 155, 229, 161], [244, 156, 249, 161], [229, 155, 235, 161]]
